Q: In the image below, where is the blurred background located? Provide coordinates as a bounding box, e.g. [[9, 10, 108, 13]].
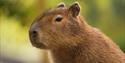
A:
[[0, 0, 125, 63]]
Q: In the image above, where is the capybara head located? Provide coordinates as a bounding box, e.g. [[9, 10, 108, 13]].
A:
[[29, 2, 85, 49]]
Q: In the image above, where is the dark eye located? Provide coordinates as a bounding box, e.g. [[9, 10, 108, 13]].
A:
[[55, 15, 63, 22]]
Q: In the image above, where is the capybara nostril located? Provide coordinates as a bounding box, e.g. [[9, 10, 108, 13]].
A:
[[31, 30, 38, 37], [29, 29, 38, 38]]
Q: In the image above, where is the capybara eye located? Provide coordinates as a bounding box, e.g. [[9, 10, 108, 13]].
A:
[[55, 15, 63, 22]]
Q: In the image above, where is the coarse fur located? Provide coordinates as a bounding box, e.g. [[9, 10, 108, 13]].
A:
[[29, 2, 125, 63]]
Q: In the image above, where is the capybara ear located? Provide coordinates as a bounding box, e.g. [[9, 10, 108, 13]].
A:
[[57, 2, 65, 8], [68, 2, 80, 17]]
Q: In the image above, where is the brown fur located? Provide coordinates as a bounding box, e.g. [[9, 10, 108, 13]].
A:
[[29, 2, 125, 63]]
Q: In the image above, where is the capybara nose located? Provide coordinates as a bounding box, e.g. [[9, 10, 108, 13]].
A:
[[30, 30, 38, 38], [29, 22, 39, 38]]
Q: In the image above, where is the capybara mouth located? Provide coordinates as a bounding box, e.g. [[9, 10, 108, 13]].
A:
[[29, 35, 46, 49], [29, 30, 46, 49]]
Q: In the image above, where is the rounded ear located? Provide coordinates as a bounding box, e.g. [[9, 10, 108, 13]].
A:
[[68, 2, 80, 17], [57, 2, 65, 8]]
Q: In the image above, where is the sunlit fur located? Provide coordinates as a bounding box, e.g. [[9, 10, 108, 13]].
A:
[[29, 3, 125, 63]]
